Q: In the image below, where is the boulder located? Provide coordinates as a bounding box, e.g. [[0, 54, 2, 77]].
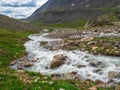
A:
[[51, 74, 61, 80], [70, 71, 77, 75], [40, 41, 48, 46], [77, 65, 86, 68], [81, 37, 94, 42], [104, 29, 113, 33], [108, 71, 120, 79], [95, 79, 103, 84], [51, 47, 59, 51], [68, 41, 75, 46], [17, 63, 23, 70], [90, 61, 104, 68], [10, 60, 17, 65], [50, 59, 64, 69], [89, 86, 97, 90], [54, 54, 66, 60], [50, 54, 67, 69], [23, 61, 33, 67], [63, 73, 80, 80], [31, 59, 37, 62], [92, 46, 98, 51], [93, 69, 103, 74], [115, 85, 120, 90]]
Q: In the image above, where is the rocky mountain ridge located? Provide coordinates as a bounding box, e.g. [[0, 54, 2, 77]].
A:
[[0, 14, 40, 31], [27, 0, 120, 23]]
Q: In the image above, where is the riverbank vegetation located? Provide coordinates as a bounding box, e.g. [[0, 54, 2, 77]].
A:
[[0, 28, 117, 90]]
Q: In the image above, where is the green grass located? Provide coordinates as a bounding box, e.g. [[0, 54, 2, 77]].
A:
[[54, 7, 66, 12], [0, 68, 80, 90], [97, 14, 118, 21], [33, 20, 87, 29], [0, 29, 35, 66], [94, 36, 120, 41], [97, 7, 120, 21], [100, 7, 120, 12]]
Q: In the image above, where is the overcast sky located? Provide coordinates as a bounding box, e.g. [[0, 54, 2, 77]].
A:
[[0, 0, 48, 19]]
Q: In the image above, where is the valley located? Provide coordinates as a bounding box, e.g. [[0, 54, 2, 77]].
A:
[[0, 0, 120, 90]]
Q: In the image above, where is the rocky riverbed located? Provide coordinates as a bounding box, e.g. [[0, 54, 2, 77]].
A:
[[10, 28, 120, 84], [45, 27, 120, 56]]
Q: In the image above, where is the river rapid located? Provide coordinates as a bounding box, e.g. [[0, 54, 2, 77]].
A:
[[22, 33, 120, 83]]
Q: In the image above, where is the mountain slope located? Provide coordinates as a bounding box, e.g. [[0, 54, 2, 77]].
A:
[[27, 0, 120, 24], [0, 14, 40, 31]]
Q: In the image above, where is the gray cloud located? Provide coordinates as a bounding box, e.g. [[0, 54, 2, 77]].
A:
[[1, 10, 12, 14], [0, 0, 48, 18], [1, 0, 37, 7]]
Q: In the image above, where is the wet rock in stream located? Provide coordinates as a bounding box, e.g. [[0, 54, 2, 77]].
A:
[[41, 41, 63, 51], [10, 60, 18, 65], [89, 61, 104, 68], [17, 62, 23, 70], [40, 41, 48, 46], [23, 61, 33, 67], [108, 71, 120, 79], [11, 55, 37, 70], [50, 54, 67, 69], [77, 65, 86, 68]]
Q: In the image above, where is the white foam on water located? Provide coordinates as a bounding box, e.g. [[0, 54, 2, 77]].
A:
[[24, 33, 120, 83]]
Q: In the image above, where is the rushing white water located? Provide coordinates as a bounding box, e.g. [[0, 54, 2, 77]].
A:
[[24, 33, 120, 83]]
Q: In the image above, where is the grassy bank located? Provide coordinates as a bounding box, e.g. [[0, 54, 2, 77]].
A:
[[0, 29, 116, 90], [33, 20, 86, 29], [0, 29, 35, 66]]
